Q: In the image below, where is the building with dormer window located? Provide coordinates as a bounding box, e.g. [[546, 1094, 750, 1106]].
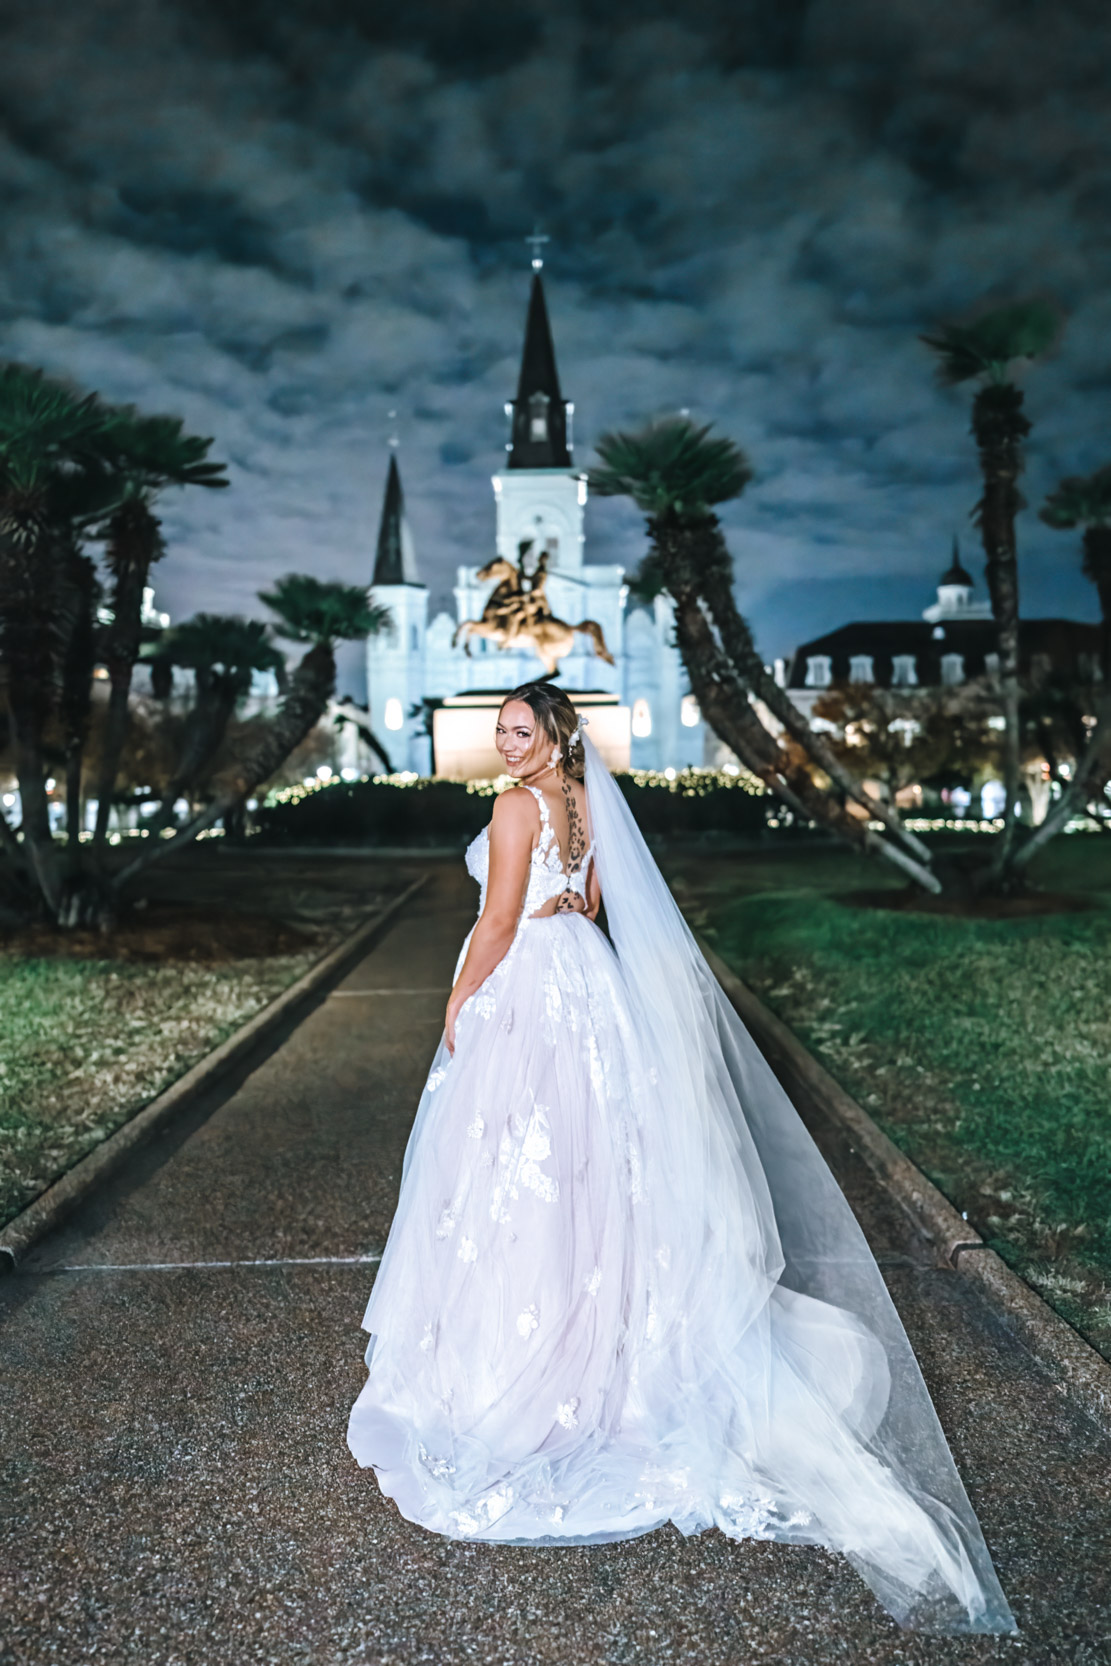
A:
[[784, 541, 1100, 718]]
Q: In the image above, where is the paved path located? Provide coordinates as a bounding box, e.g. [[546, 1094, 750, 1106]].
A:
[[2, 864, 1109, 1666]]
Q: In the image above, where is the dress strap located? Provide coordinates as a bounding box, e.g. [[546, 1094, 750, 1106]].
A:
[[522, 783, 550, 827]]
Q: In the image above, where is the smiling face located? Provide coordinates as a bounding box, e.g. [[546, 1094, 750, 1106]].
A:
[[495, 699, 554, 780]]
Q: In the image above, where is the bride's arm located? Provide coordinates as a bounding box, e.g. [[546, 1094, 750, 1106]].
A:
[[445, 788, 534, 1053]]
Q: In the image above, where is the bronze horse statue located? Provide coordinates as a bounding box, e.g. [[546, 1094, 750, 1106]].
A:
[[453, 548, 614, 678]]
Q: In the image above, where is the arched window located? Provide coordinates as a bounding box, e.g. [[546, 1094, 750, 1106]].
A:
[[383, 697, 404, 731], [941, 653, 964, 685], [632, 698, 652, 737], [680, 694, 700, 727]]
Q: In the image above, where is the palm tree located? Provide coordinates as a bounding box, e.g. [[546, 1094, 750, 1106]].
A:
[[90, 412, 228, 849], [1013, 464, 1111, 865], [0, 365, 117, 910], [922, 298, 1062, 880], [590, 417, 939, 891], [146, 613, 286, 829], [1041, 464, 1111, 675], [115, 576, 391, 889]]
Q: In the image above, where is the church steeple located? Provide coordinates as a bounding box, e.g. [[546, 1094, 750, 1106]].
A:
[[506, 271, 572, 470], [372, 452, 420, 586]]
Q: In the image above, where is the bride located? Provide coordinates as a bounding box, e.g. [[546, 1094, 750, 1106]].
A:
[[347, 681, 1015, 1635]]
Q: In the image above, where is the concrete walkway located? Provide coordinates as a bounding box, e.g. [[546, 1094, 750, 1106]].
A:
[[2, 864, 1109, 1666]]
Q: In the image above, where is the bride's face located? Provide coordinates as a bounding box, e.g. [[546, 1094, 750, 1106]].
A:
[[496, 700, 554, 779]]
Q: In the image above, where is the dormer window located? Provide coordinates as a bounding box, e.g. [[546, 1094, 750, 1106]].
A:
[[528, 393, 550, 442], [891, 654, 918, 687], [805, 655, 832, 688], [849, 655, 874, 684], [941, 653, 965, 685]]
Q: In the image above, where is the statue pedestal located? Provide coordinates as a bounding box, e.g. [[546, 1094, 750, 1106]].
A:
[[432, 691, 630, 780]]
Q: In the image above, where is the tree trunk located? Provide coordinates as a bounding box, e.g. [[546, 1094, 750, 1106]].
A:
[[1082, 525, 1111, 681], [0, 525, 63, 913], [58, 549, 98, 861], [114, 641, 336, 892], [92, 502, 161, 849], [972, 382, 1030, 885], [685, 519, 935, 867], [149, 673, 239, 833], [669, 584, 941, 892]]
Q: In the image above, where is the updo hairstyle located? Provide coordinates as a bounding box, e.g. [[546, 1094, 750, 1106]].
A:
[[503, 681, 586, 782]]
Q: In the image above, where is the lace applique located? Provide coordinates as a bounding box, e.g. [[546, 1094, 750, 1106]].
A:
[[418, 1445, 456, 1480], [482, 1484, 514, 1523], [628, 1141, 645, 1205], [719, 1492, 780, 1540], [435, 1207, 457, 1239], [516, 1304, 539, 1337], [656, 1244, 671, 1270], [470, 988, 496, 1021], [585, 1266, 602, 1296], [494, 1103, 560, 1211], [550, 1506, 565, 1525], [457, 1236, 477, 1262], [419, 1322, 435, 1352], [466, 1113, 485, 1139], [556, 1397, 580, 1430], [426, 1066, 447, 1093]]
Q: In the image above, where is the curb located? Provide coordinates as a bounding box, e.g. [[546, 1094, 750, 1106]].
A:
[[0, 875, 429, 1273], [698, 936, 1111, 1434]]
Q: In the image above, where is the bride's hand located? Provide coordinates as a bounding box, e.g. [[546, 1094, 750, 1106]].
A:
[[445, 990, 465, 1054]]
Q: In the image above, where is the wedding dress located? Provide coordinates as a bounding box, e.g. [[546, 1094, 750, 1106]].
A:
[[347, 733, 1015, 1635]]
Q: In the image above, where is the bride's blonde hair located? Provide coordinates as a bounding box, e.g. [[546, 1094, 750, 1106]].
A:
[[503, 682, 586, 782]]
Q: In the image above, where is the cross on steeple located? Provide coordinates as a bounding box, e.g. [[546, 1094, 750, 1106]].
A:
[[526, 227, 549, 271]]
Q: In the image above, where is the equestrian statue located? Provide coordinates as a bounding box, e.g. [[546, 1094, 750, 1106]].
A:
[[453, 541, 614, 678]]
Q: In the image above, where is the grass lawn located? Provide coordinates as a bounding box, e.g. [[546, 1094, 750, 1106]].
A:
[[667, 834, 1111, 1360], [0, 850, 404, 1231]]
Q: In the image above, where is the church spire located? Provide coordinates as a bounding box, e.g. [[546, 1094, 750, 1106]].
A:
[[506, 269, 572, 470], [372, 452, 421, 586]]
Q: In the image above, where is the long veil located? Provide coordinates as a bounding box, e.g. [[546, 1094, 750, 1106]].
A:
[[582, 730, 1015, 1634]]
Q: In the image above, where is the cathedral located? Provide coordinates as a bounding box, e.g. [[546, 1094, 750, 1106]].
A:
[[365, 261, 706, 777]]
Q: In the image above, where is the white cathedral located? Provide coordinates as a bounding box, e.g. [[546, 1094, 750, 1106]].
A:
[[365, 263, 706, 777]]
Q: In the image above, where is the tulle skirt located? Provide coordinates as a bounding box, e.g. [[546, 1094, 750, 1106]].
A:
[[347, 911, 1007, 1629]]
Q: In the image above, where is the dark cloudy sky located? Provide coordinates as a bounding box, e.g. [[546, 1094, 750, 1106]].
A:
[[2, 0, 1108, 696]]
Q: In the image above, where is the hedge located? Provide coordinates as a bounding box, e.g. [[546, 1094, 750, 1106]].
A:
[[253, 768, 769, 846]]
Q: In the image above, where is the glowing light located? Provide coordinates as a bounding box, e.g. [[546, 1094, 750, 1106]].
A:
[[631, 698, 652, 738], [45, 777, 57, 791], [341, 767, 359, 781], [680, 695, 700, 728], [384, 697, 404, 731], [316, 764, 333, 781]]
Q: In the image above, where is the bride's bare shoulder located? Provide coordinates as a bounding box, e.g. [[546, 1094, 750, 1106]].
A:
[[490, 786, 539, 831]]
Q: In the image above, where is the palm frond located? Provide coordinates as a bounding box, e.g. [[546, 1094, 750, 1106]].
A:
[[590, 416, 752, 522], [99, 409, 229, 491], [150, 613, 285, 677], [260, 574, 391, 645], [1040, 464, 1111, 530], [921, 298, 1062, 385]]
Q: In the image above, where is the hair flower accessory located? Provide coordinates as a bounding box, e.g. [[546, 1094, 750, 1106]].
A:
[[570, 714, 589, 743]]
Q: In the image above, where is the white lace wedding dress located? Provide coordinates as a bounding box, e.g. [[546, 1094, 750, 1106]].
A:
[[347, 741, 1015, 1635]]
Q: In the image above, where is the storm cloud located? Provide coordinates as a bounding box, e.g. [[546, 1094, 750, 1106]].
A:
[[1, 0, 1108, 687]]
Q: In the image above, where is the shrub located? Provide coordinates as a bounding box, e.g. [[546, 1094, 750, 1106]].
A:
[[253, 767, 769, 846]]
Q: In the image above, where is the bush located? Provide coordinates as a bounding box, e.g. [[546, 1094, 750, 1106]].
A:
[[253, 768, 769, 846]]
